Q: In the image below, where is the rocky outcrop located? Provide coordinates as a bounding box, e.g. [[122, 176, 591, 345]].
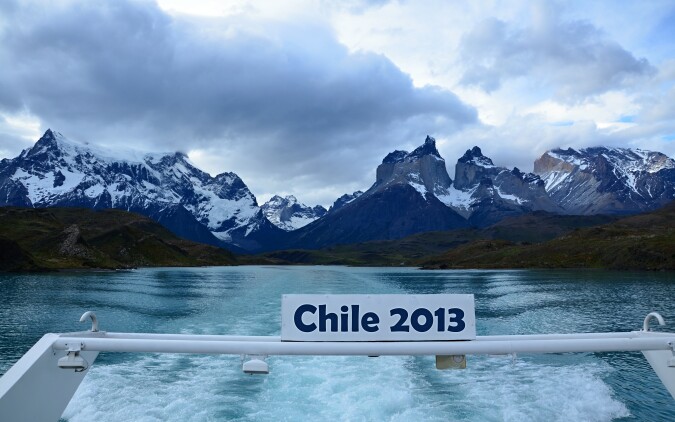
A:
[[284, 136, 468, 249], [373, 136, 452, 197], [445, 146, 562, 225], [534, 147, 675, 214], [329, 191, 363, 212]]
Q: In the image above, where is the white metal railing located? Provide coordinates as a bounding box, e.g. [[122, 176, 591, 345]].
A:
[[0, 311, 673, 422], [53, 332, 674, 356]]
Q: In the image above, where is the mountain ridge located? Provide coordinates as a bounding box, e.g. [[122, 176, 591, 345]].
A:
[[1, 129, 674, 253], [0, 130, 285, 252], [534, 146, 675, 214]]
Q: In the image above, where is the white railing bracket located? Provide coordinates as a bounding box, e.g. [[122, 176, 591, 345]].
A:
[[79, 311, 99, 333], [57, 343, 88, 372], [242, 355, 269, 375], [643, 312, 666, 332]]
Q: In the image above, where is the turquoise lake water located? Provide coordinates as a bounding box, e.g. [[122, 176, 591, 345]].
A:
[[1, 266, 674, 421]]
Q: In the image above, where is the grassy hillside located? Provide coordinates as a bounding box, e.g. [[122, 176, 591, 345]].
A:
[[0, 207, 237, 271], [420, 203, 675, 271], [247, 212, 619, 266]]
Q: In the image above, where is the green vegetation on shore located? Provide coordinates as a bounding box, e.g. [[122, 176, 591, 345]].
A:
[[420, 202, 675, 271], [0, 207, 236, 271], [2, 203, 672, 272], [247, 204, 674, 271]]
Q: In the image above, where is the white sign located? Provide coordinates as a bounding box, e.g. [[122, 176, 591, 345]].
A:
[[281, 294, 475, 341]]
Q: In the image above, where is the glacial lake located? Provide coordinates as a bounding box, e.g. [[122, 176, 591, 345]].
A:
[[1, 266, 674, 421]]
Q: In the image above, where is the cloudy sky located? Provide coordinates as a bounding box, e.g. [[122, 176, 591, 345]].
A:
[[0, 0, 674, 206]]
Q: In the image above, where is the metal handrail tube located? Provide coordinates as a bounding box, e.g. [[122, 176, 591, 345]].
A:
[[478, 332, 656, 340], [78, 333, 282, 342], [52, 336, 674, 356], [57, 331, 663, 343]]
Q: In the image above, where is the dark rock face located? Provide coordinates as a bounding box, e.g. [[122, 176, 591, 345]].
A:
[[454, 146, 495, 189], [446, 146, 562, 226], [382, 151, 408, 164], [467, 178, 527, 227], [534, 147, 675, 214], [146, 204, 224, 248], [374, 135, 452, 196], [0, 178, 32, 207], [0, 129, 285, 252], [407, 135, 443, 160], [287, 184, 468, 249], [284, 136, 469, 249], [329, 191, 363, 212]]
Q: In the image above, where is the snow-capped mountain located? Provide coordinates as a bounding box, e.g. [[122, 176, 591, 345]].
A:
[[534, 147, 675, 214], [449, 146, 562, 225], [284, 136, 469, 249], [3, 130, 674, 253], [0, 129, 285, 251], [284, 136, 574, 249], [261, 195, 327, 231]]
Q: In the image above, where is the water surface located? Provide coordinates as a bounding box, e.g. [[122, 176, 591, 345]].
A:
[[1, 267, 673, 421]]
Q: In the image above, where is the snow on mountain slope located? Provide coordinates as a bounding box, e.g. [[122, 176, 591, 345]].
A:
[[0, 129, 282, 251], [534, 147, 675, 214], [283, 136, 469, 249], [374, 136, 453, 199], [261, 195, 327, 231], [446, 146, 561, 223]]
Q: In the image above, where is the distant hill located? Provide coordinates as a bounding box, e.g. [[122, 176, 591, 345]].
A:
[[0, 207, 237, 271], [250, 211, 619, 266], [420, 202, 675, 271]]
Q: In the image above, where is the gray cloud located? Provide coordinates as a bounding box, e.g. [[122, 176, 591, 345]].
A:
[[459, 4, 654, 100], [0, 115, 34, 158], [0, 0, 476, 205]]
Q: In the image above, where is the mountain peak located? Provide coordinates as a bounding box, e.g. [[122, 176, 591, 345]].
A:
[[26, 129, 68, 158], [4, 130, 271, 251], [542, 146, 675, 174], [43, 128, 56, 139], [374, 135, 452, 199], [382, 150, 408, 164], [535, 145, 675, 214], [381, 136, 443, 164], [34, 129, 60, 147], [262, 195, 326, 231], [458, 146, 494, 167], [329, 191, 363, 212], [408, 135, 441, 160], [36, 129, 77, 146], [266, 195, 298, 205]]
